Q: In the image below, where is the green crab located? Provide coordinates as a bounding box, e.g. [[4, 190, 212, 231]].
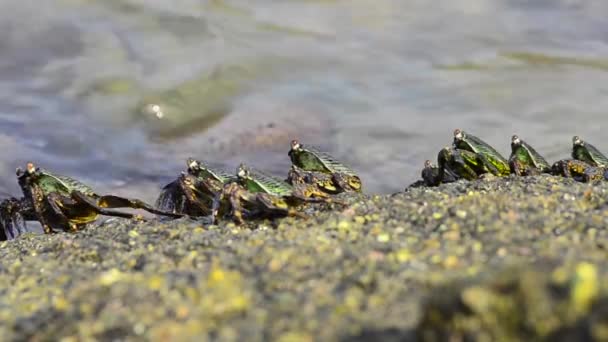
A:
[[286, 165, 342, 194], [155, 158, 235, 217], [288, 140, 362, 193], [453, 129, 510, 177], [551, 159, 605, 183], [550, 136, 608, 183], [509, 135, 551, 176], [421, 160, 457, 186], [436, 146, 495, 182], [17, 163, 182, 234], [571, 136, 608, 167], [212, 164, 336, 224]]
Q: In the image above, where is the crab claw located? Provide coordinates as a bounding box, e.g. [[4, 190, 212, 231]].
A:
[[15, 167, 23, 177]]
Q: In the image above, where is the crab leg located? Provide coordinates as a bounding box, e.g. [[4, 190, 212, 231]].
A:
[[477, 154, 500, 176], [331, 173, 362, 192], [46, 192, 90, 232], [28, 186, 54, 234], [155, 179, 186, 214], [71, 191, 145, 221], [97, 195, 183, 218], [212, 183, 244, 224], [0, 198, 28, 240], [256, 194, 308, 220], [290, 185, 347, 207]]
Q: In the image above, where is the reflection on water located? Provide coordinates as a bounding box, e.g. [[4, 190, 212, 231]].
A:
[[0, 0, 608, 200]]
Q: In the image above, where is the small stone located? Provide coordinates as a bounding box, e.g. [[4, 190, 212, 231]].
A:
[[455, 210, 467, 219], [443, 256, 459, 269], [395, 249, 411, 263], [377, 233, 390, 243], [99, 268, 123, 286], [337, 221, 350, 230]]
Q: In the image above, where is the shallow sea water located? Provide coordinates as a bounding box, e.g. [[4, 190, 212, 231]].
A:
[[1, 0, 608, 200]]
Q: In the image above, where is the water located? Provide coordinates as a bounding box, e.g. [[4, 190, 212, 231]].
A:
[[1, 0, 608, 201]]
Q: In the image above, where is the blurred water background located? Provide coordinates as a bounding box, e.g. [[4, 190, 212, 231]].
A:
[[1, 0, 608, 201]]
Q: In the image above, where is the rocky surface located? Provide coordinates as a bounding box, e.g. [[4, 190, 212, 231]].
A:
[[1, 175, 608, 340]]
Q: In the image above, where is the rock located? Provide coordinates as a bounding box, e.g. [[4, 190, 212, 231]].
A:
[[1, 175, 608, 340]]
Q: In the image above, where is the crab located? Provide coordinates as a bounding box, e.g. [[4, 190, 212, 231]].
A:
[[155, 158, 235, 217], [212, 164, 337, 224], [421, 160, 457, 186], [436, 146, 494, 182], [509, 135, 551, 176], [288, 140, 362, 193], [286, 165, 341, 194], [571, 136, 608, 167], [16, 162, 182, 234], [550, 136, 608, 183], [550, 159, 605, 183], [453, 129, 510, 177]]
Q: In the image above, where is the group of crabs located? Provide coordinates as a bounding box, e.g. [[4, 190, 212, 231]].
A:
[[420, 129, 608, 186], [0, 140, 362, 241], [2, 129, 605, 241]]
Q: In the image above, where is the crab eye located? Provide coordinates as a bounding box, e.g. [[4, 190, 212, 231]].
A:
[[290, 140, 301, 151], [15, 167, 22, 177], [26, 162, 36, 174], [453, 129, 463, 140], [187, 158, 199, 170], [237, 164, 247, 178]]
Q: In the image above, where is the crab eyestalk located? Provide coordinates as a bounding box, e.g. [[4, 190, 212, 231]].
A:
[[237, 164, 250, 179], [26, 162, 36, 174], [453, 128, 465, 141], [511, 135, 521, 147], [187, 158, 200, 172], [572, 135, 583, 146], [16, 162, 36, 179], [290, 139, 302, 152]]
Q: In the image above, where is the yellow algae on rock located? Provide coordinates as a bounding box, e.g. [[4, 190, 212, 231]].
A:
[[571, 262, 598, 315], [99, 268, 123, 286], [147, 275, 164, 291], [200, 264, 251, 318]]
